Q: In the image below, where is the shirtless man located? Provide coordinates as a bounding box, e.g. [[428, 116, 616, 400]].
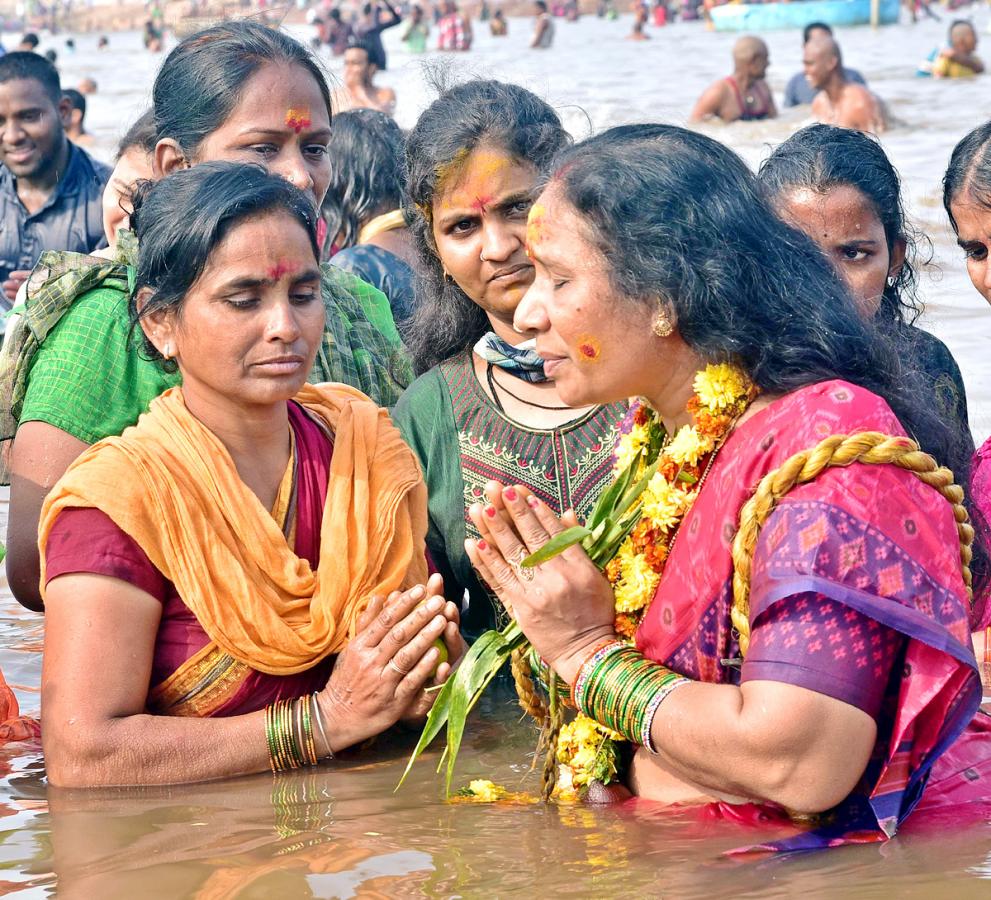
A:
[[806, 35, 885, 134], [333, 40, 396, 117], [690, 36, 776, 124]]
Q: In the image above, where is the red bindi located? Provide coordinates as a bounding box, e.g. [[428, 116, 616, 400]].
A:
[[284, 107, 312, 134]]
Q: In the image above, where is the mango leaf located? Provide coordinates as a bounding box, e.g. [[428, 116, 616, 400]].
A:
[[520, 525, 591, 567], [396, 621, 525, 793], [586, 449, 642, 530]]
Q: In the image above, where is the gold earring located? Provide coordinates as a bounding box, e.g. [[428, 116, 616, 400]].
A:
[[651, 311, 674, 338]]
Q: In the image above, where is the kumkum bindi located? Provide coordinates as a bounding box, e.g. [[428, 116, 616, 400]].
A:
[[284, 107, 312, 134]]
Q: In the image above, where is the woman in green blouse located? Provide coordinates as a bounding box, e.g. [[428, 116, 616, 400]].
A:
[[392, 81, 626, 636]]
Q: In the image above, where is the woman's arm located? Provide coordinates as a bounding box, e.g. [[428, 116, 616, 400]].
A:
[[7, 421, 88, 611], [636, 679, 876, 813], [464, 484, 877, 814], [43, 573, 457, 787]]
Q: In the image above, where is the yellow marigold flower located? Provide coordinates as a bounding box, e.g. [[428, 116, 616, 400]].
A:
[[465, 779, 507, 802], [665, 425, 713, 468], [612, 540, 660, 613], [641, 473, 692, 531], [613, 422, 650, 474], [693, 363, 751, 411], [569, 748, 598, 786]]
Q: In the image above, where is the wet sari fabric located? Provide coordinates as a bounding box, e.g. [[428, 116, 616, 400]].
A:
[[45, 401, 336, 714], [635, 380, 990, 850]]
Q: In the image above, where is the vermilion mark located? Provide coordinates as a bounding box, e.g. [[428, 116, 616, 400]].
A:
[[577, 336, 601, 361], [285, 107, 312, 134], [267, 261, 296, 280]]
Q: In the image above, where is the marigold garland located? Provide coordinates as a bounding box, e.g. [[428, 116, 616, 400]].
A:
[[555, 363, 757, 793]]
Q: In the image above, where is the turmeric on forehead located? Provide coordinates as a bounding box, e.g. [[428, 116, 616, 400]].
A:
[[435, 148, 513, 209]]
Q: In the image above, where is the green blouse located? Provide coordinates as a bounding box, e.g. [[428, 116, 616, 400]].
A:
[[393, 352, 626, 635]]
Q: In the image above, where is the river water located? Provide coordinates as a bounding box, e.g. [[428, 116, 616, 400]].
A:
[[2, 12, 989, 897]]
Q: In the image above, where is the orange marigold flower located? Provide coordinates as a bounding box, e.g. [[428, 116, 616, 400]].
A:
[[614, 613, 639, 638], [605, 558, 622, 582]]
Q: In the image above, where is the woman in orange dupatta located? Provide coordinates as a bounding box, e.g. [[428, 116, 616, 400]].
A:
[[37, 162, 463, 788]]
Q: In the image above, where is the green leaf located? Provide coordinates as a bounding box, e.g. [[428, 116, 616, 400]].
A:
[[586, 450, 640, 530], [396, 622, 525, 793], [520, 526, 591, 567]]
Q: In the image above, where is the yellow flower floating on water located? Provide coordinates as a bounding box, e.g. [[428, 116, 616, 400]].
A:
[[666, 424, 712, 467], [693, 362, 753, 411], [610, 538, 660, 614], [453, 780, 540, 804], [464, 779, 506, 801]]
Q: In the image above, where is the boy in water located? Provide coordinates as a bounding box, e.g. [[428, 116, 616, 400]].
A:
[[919, 20, 985, 78]]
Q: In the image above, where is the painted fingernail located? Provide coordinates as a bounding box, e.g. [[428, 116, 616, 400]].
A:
[[485, 505, 497, 518], [504, 487, 518, 501], [527, 495, 540, 508], [477, 539, 488, 551]]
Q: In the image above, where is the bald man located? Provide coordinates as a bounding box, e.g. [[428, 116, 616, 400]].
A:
[[690, 36, 777, 124], [805, 35, 885, 135]]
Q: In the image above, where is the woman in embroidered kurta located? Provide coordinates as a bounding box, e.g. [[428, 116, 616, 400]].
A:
[[391, 81, 626, 635], [465, 126, 989, 851], [38, 163, 463, 787]]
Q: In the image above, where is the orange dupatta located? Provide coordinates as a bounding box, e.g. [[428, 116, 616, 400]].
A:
[[38, 383, 428, 676]]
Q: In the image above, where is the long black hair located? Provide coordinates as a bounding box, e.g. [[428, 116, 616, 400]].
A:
[[402, 79, 571, 374], [943, 120, 991, 231], [129, 161, 320, 372], [152, 20, 332, 161], [756, 123, 926, 327], [548, 125, 973, 519], [322, 108, 405, 252]]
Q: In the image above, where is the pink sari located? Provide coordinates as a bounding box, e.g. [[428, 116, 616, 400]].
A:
[[636, 380, 990, 851]]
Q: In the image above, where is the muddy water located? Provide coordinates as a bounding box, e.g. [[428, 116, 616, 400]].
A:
[[2, 14, 989, 897]]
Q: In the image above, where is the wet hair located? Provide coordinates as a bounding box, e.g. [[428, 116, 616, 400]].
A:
[[756, 123, 925, 327], [943, 120, 991, 230], [0, 51, 62, 104], [346, 37, 376, 60], [129, 161, 320, 373], [152, 20, 332, 159], [949, 18, 976, 40], [802, 21, 831, 43], [547, 125, 980, 592], [322, 108, 405, 251], [116, 108, 157, 160], [403, 79, 571, 372], [62, 87, 85, 116]]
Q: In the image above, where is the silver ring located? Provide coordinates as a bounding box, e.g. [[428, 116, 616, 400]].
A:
[[386, 659, 409, 676], [513, 553, 535, 582]]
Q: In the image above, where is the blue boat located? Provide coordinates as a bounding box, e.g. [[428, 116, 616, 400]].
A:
[[710, 0, 901, 32]]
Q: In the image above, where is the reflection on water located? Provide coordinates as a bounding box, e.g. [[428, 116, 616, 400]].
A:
[[3, 13, 990, 895]]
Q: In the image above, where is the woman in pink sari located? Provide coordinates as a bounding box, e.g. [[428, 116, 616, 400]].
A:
[[466, 125, 990, 852]]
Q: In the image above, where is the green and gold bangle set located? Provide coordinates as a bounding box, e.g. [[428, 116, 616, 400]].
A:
[[573, 641, 690, 752], [265, 693, 332, 773]]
